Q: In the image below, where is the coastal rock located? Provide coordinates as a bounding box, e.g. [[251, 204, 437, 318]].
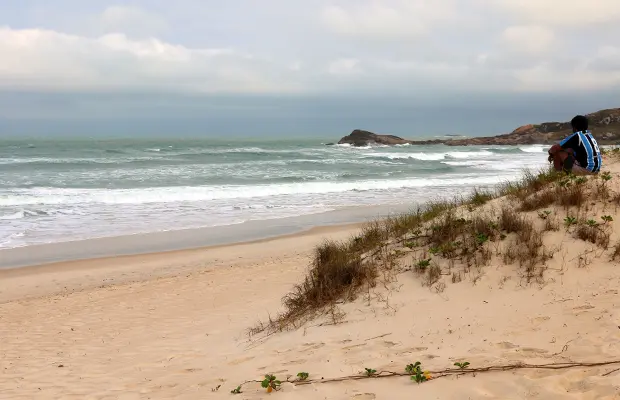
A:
[[336, 107, 620, 146], [338, 130, 413, 146]]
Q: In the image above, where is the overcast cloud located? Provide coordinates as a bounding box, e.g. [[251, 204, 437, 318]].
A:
[[0, 1, 619, 135]]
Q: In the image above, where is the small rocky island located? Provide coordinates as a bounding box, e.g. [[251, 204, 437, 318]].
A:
[[338, 108, 620, 147]]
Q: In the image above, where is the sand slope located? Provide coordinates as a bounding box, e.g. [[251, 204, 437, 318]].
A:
[[3, 164, 620, 399]]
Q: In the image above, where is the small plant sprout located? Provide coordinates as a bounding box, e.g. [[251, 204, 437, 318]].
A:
[[364, 368, 377, 376], [564, 216, 577, 227], [296, 372, 309, 381], [429, 246, 440, 255], [405, 363, 419, 374], [231, 386, 242, 394], [601, 171, 612, 182], [261, 375, 282, 393], [586, 219, 598, 227], [475, 233, 489, 246], [406, 362, 431, 383], [416, 259, 431, 270], [602, 215, 614, 224], [454, 361, 470, 369], [575, 176, 587, 185]]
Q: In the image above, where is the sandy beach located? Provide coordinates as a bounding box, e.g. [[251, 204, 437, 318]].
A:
[[3, 160, 620, 400]]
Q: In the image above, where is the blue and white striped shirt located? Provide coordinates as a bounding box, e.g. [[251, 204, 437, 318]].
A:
[[559, 130, 602, 173]]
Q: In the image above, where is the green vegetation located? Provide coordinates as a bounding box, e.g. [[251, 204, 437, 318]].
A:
[[415, 258, 431, 271], [248, 167, 619, 337], [564, 216, 577, 227], [261, 375, 282, 393], [406, 362, 431, 383], [227, 357, 620, 393]]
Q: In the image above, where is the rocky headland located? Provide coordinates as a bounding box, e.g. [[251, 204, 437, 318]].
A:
[[337, 108, 620, 147]]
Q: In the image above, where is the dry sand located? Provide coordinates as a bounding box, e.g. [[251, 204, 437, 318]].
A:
[[3, 162, 620, 399]]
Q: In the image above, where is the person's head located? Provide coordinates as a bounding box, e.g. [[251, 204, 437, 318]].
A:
[[571, 115, 589, 133]]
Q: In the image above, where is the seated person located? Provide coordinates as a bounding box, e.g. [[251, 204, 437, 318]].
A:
[[548, 115, 602, 175]]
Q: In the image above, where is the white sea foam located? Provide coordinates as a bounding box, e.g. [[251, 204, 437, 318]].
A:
[[365, 152, 446, 161], [519, 145, 547, 153], [366, 150, 497, 161], [445, 150, 495, 159], [0, 211, 28, 220], [1, 175, 508, 207], [442, 161, 493, 167]]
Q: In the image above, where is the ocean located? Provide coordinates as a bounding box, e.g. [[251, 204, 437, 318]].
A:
[[0, 138, 549, 250]]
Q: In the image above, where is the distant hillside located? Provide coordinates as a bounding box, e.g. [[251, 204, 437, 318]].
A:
[[337, 108, 620, 146]]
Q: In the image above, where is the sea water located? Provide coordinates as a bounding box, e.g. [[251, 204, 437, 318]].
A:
[[0, 137, 549, 249]]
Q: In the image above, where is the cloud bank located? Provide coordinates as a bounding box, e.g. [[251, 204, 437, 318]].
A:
[[0, 0, 618, 96]]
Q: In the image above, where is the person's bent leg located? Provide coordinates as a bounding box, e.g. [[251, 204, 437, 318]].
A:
[[570, 164, 594, 176]]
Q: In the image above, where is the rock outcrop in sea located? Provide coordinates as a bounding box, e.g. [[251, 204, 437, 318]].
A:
[[337, 108, 620, 147]]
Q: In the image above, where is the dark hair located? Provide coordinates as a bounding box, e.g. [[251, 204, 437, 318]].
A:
[[571, 115, 589, 132]]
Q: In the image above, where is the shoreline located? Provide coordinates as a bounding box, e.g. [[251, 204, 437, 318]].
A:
[[0, 203, 421, 270], [0, 219, 362, 304]]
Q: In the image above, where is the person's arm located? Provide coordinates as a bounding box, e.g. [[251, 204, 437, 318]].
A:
[[548, 143, 575, 172], [560, 132, 579, 149]]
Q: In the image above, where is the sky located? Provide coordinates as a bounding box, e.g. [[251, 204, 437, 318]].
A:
[[1, 0, 619, 137]]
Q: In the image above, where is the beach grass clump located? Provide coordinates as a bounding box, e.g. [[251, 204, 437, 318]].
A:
[[517, 173, 589, 212], [498, 168, 563, 200], [425, 264, 442, 287], [385, 199, 461, 238], [420, 199, 459, 222], [558, 183, 586, 209], [423, 211, 498, 264], [498, 205, 552, 282], [467, 188, 494, 207], [427, 211, 467, 249], [500, 207, 529, 233], [350, 221, 388, 253], [543, 214, 560, 232], [519, 189, 557, 212], [575, 220, 611, 249], [385, 210, 424, 238], [278, 240, 377, 327]]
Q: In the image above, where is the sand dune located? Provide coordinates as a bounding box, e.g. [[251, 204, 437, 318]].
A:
[[3, 160, 620, 399]]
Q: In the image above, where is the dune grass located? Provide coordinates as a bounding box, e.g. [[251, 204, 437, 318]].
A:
[[249, 167, 617, 337]]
